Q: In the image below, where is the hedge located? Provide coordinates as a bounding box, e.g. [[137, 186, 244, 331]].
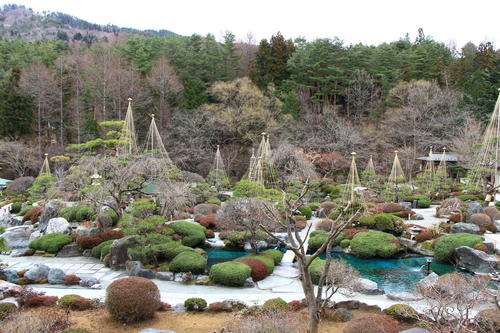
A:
[[434, 233, 482, 262], [262, 249, 284, 265], [209, 262, 251, 287], [29, 232, 72, 253], [91, 239, 115, 258], [415, 195, 432, 208], [153, 241, 194, 260], [169, 251, 207, 274], [169, 221, 207, 247], [350, 231, 399, 258], [298, 205, 313, 219], [10, 202, 22, 214]]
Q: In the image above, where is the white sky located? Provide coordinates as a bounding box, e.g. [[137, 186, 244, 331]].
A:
[[3, 0, 499, 47]]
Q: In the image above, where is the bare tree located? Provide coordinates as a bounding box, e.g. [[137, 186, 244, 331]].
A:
[[452, 117, 484, 167], [0, 141, 39, 177], [345, 69, 379, 119], [260, 186, 359, 333], [156, 181, 193, 219], [270, 141, 318, 186]]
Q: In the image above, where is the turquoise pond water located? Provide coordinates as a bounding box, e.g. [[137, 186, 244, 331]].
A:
[[205, 249, 456, 293]]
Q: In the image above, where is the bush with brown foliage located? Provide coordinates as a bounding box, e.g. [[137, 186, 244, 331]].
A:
[[319, 201, 336, 216], [234, 258, 270, 281], [483, 206, 500, 221], [415, 230, 433, 242], [316, 218, 334, 231], [63, 274, 81, 285], [197, 213, 219, 229], [25, 295, 58, 307], [473, 243, 489, 253], [14, 286, 45, 306], [22, 206, 43, 223], [381, 202, 404, 213], [0, 308, 71, 333], [471, 213, 497, 233], [158, 301, 171, 311], [343, 314, 400, 333], [207, 301, 224, 312], [105, 277, 160, 323], [76, 229, 124, 249], [343, 228, 369, 240], [449, 213, 465, 222], [206, 229, 215, 238], [288, 300, 306, 311], [6, 176, 35, 194]]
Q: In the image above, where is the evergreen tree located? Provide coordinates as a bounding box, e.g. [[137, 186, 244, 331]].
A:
[[0, 66, 34, 139]]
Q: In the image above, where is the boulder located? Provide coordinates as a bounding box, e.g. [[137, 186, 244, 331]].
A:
[[0, 228, 30, 248], [96, 215, 113, 231], [386, 292, 423, 301], [416, 272, 439, 291], [79, 277, 99, 288], [56, 242, 81, 257], [466, 201, 484, 222], [10, 248, 32, 257], [193, 203, 219, 219], [411, 213, 424, 220], [400, 202, 412, 210], [2, 269, 19, 283], [24, 264, 50, 281], [220, 299, 247, 311], [108, 236, 137, 270], [28, 231, 42, 242], [330, 308, 353, 322], [399, 238, 434, 256], [354, 278, 384, 295], [125, 261, 154, 279], [335, 300, 361, 310], [450, 223, 480, 234], [243, 277, 255, 288], [47, 268, 65, 284], [45, 217, 70, 234], [454, 246, 499, 274], [0, 211, 16, 227], [76, 227, 100, 238], [38, 201, 60, 232], [156, 272, 175, 281]]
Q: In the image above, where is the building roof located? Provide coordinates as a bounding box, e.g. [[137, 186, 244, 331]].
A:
[[416, 153, 458, 162]]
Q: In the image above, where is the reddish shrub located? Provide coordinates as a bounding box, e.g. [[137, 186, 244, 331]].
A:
[[105, 277, 160, 323], [381, 203, 404, 213], [17, 269, 28, 277], [343, 228, 369, 240], [295, 219, 306, 230], [23, 207, 43, 223], [288, 300, 306, 311], [415, 230, 433, 242], [63, 274, 81, 285], [6, 176, 34, 194], [235, 258, 270, 281], [483, 206, 500, 221], [77, 229, 124, 249], [207, 301, 224, 312], [400, 210, 415, 216], [197, 214, 219, 229], [158, 301, 171, 311], [100, 229, 125, 241], [206, 229, 215, 238], [449, 213, 465, 223], [26, 295, 59, 307], [473, 243, 489, 253], [471, 213, 497, 233], [319, 202, 336, 215], [71, 297, 94, 310], [343, 314, 400, 333], [317, 218, 334, 231]]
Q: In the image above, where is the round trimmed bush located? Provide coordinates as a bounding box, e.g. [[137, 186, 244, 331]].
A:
[[415, 195, 432, 208], [262, 249, 283, 265], [317, 218, 334, 231], [245, 254, 275, 273], [91, 240, 114, 258], [58, 294, 93, 310], [484, 206, 500, 221], [23, 206, 43, 223], [308, 230, 328, 251], [434, 233, 483, 262], [10, 202, 22, 214], [350, 231, 400, 258], [319, 201, 336, 215], [29, 232, 72, 253], [374, 214, 395, 231], [339, 239, 351, 248], [310, 258, 325, 285], [359, 215, 376, 228], [154, 241, 194, 260], [75, 205, 96, 222], [169, 221, 207, 247], [343, 314, 400, 333], [384, 303, 418, 322], [209, 262, 251, 287], [298, 205, 312, 219], [169, 251, 207, 274], [263, 297, 289, 311], [235, 258, 270, 281], [184, 297, 207, 311], [381, 202, 404, 213], [471, 213, 497, 233], [106, 277, 160, 323]]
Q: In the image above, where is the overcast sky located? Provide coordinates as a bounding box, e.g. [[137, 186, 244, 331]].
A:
[[3, 0, 499, 47]]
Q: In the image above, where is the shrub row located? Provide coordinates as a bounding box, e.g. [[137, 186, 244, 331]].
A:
[[77, 229, 124, 249]]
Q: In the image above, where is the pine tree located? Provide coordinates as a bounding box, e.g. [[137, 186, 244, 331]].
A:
[[0, 66, 34, 140]]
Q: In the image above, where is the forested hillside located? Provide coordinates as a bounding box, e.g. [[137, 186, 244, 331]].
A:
[[0, 4, 499, 180]]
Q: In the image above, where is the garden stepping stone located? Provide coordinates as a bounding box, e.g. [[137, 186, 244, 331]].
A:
[[272, 266, 299, 278]]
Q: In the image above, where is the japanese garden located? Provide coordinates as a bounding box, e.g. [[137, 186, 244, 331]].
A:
[[0, 3, 499, 333]]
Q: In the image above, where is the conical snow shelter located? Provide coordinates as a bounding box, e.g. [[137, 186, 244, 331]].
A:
[[436, 148, 448, 179], [365, 155, 376, 176], [117, 98, 138, 155], [468, 89, 500, 193], [38, 153, 51, 177], [247, 133, 278, 187], [388, 150, 406, 183], [345, 152, 361, 202], [208, 145, 229, 189]]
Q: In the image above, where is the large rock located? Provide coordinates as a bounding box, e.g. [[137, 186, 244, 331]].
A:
[[108, 236, 136, 270], [28, 230, 42, 242], [2, 269, 19, 283], [125, 261, 154, 279], [416, 272, 439, 291], [0, 228, 30, 248], [24, 264, 50, 281], [330, 308, 353, 322], [354, 278, 384, 295], [450, 222, 480, 234], [0, 211, 16, 227], [45, 217, 70, 234], [96, 215, 113, 231], [454, 246, 499, 273], [76, 227, 100, 238], [386, 292, 423, 301], [399, 238, 434, 256], [156, 272, 175, 281], [57, 242, 81, 257], [193, 203, 219, 219], [79, 277, 99, 288], [466, 201, 484, 222], [47, 268, 66, 284], [38, 201, 60, 232]]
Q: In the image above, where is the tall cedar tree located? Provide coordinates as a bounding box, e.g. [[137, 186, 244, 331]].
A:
[[0, 67, 34, 140]]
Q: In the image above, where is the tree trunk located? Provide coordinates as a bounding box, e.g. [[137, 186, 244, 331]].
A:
[[301, 266, 320, 333]]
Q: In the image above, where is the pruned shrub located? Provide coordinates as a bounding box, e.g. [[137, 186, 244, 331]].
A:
[[63, 274, 81, 285], [434, 233, 482, 262], [343, 315, 400, 333], [339, 239, 351, 248], [25, 295, 59, 307], [209, 262, 251, 287], [169, 251, 207, 274], [298, 205, 312, 219], [308, 229, 328, 251], [319, 201, 336, 215], [197, 213, 219, 229], [154, 241, 194, 260], [483, 206, 500, 221], [350, 231, 400, 258], [471, 213, 497, 233], [91, 239, 114, 258], [184, 297, 207, 311], [458, 194, 477, 201], [415, 230, 433, 242], [207, 301, 224, 312], [310, 258, 325, 285], [77, 229, 124, 249], [29, 233, 72, 253], [10, 202, 22, 214], [58, 294, 93, 310], [359, 215, 376, 228], [106, 277, 160, 323], [263, 297, 289, 311], [415, 195, 432, 208], [374, 213, 395, 231], [381, 202, 404, 213], [262, 249, 283, 265], [244, 254, 275, 273], [169, 221, 207, 247], [1, 308, 71, 333], [235, 258, 270, 281], [317, 218, 334, 231], [23, 206, 43, 223], [6, 176, 34, 194], [384, 303, 418, 322]]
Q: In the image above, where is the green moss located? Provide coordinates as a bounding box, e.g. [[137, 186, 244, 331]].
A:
[[169, 221, 207, 247], [18, 205, 34, 216], [91, 239, 114, 258], [298, 205, 313, 219], [339, 239, 351, 248], [434, 233, 482, 262], [58, 294, 82, 308], [310, 258, 325, 285], [169, 251, 207, 274], [263, 298, 289, 310], [184, 298, 207, 311], [374, 213, 395, 231], [206, 197, 221, 206], [308, 230, 328, 251], [262, 249, 284, 265], [415, 195, 432, 208], [29, 232, 72, 253], [153, 241, 194, 260], [359, 215, 376, 227], [10, 202, 22, 214], [209, 262, 251, 287], [458, 194, 477, 201], [245, 254, 275, 273], [384, 303, 418, 322], [350, 231, 399, 258]]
